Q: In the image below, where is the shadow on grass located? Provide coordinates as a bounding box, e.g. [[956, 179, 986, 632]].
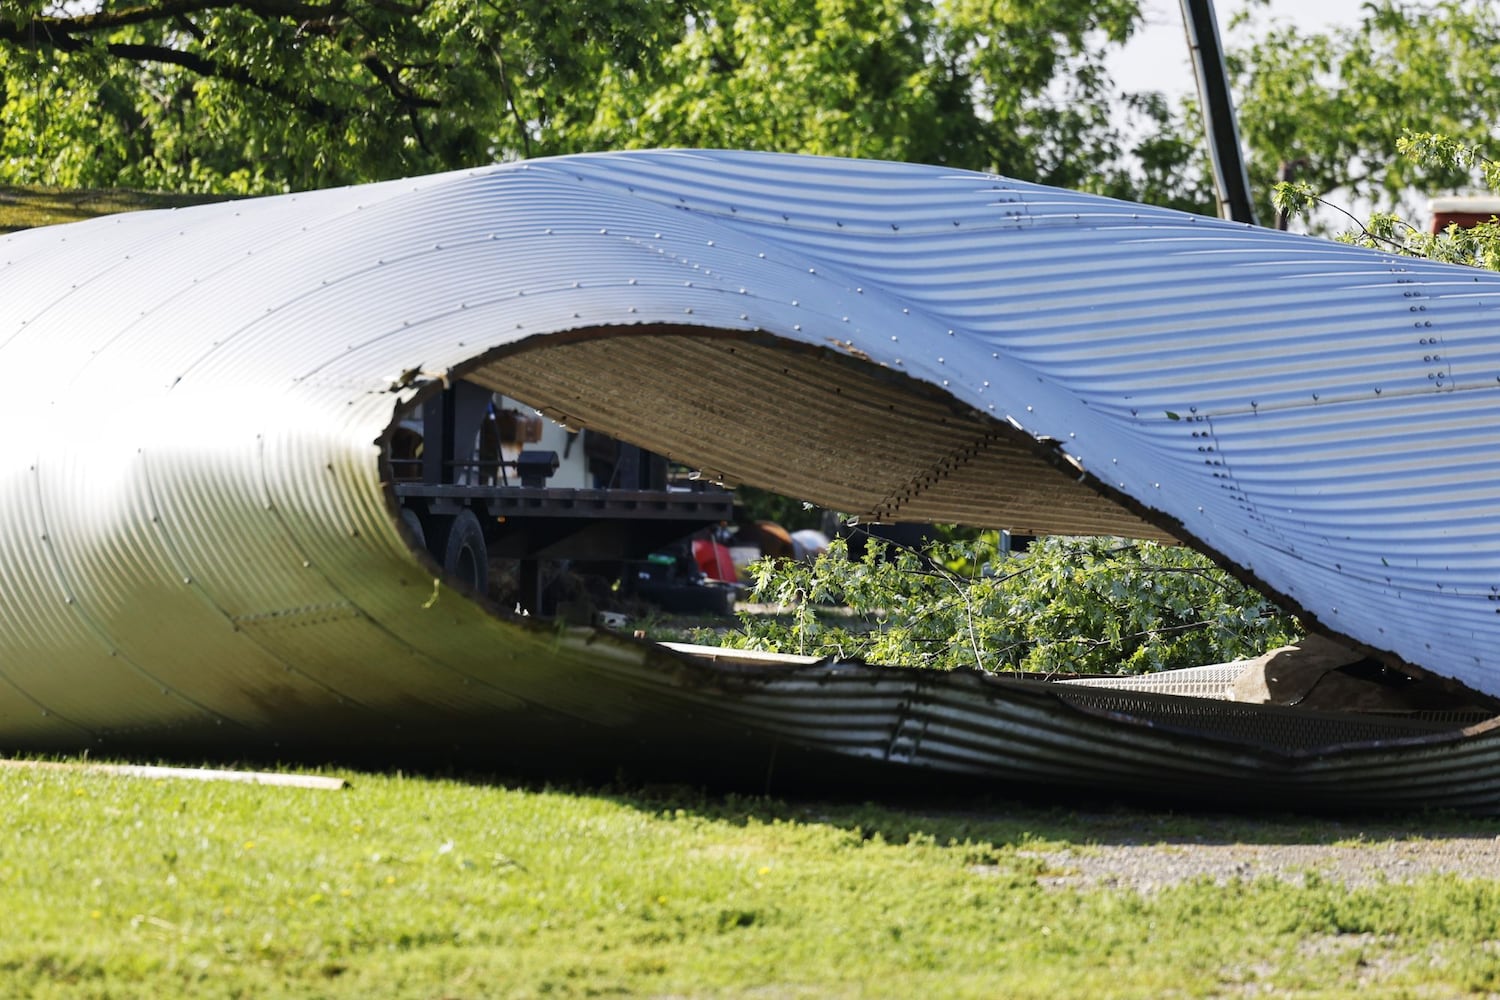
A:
[[584, 779, 1500, 851], [9, 745, 1498, 854], [376, 757, 1500, 851]]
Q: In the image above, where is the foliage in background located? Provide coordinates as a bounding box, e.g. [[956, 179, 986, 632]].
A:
[[0, 0, 696, 193], [731, 486, 827, 533], [1274, 130, 1500, 268], [7, 1, 1499, 227], [1233, 0, 1500, 230], [585, 0, 1201, 199], [0, 0, 1213, 209], [700, 534, 1300, 674]]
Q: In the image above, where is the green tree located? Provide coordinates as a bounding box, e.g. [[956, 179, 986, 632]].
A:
[[1274, 130, 1500, 266], [1231, 0, 1500, 229], [581, 0, 1168, 193], [0, 0, 1212, 207], [0, 0, 693, 193]]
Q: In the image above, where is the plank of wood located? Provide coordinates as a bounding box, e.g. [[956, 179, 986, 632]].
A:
[[0, 758, 347, 790]]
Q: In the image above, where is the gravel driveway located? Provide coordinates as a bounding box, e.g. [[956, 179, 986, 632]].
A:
[[1007, 811, 1500, 892], [1028, 836, 1500, 892]]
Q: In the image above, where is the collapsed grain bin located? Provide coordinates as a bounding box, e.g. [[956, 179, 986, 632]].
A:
[[6, 150, 1500, 811]]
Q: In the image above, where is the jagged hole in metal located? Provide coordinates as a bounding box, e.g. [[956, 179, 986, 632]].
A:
[[470, 330, 1170, 540]]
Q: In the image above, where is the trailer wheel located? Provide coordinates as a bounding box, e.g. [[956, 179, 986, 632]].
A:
[[441, 508, 489, 595], [399, 507, 426, 551]]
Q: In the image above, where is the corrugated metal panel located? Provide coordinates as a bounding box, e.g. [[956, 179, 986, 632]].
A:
[[573, 641, 1500, 813], [7, 149, 1500, 811]]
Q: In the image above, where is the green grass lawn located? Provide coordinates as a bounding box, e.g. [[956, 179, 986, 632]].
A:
[[4, 761, 1500, 999]]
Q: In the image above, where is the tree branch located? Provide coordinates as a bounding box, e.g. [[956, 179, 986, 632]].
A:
[[2, 1, 442, 133], [7, 1, 353, 40], [102, 39, 341, 123], [360, 54, 437, 153]]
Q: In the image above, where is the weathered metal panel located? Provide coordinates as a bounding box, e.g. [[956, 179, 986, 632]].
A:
[[7, 149, 1500, 811]]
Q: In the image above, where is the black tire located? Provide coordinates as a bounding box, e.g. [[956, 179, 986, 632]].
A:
[[400, 506, 427, 551], [440, 508, 489, 595]]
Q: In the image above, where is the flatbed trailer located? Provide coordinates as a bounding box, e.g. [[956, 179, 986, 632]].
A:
[[388, 379, 733, 613]]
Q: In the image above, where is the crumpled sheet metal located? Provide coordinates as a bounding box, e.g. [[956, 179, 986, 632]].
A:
[[3, 149, 1500, 805]]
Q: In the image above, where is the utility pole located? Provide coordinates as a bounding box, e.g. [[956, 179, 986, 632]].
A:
[[1180, 0, 1258, 225]]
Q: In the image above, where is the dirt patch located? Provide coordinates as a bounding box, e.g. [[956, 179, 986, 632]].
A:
[[1020, 836, 1500, 892]]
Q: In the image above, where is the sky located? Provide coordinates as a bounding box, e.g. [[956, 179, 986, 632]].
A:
[[1109, 0, 1381, 100]]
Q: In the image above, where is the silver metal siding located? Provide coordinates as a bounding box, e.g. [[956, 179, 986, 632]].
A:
[[8, 150, 1500, 811]]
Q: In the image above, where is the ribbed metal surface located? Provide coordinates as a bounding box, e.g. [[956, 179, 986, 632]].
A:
[[1058, 662, 1247, 699], [7, 149, 1500, 812], [577, 643, 1500, 813]]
